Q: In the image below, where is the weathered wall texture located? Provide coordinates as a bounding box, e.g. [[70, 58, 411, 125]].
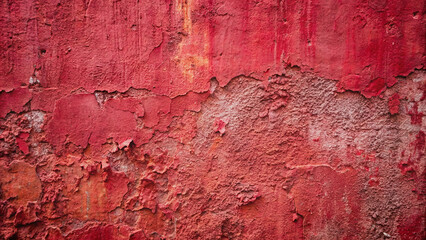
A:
[[0, 0, 425, 239]]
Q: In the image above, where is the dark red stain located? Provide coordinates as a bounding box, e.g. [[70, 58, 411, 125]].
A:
[[408, 102, 424, 125], [413, 131, 425, 161], [397, 214, 425, 240], [388, 92, 400, 115]]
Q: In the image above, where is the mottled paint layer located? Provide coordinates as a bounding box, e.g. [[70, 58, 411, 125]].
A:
[[0, 0, 425, 239]]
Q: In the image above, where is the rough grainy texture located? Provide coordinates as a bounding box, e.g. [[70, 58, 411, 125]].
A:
[[0, 0, 425, 239]]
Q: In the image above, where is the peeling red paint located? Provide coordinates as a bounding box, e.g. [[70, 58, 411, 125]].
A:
[[0, 161, 42, 207], [0, 88, 31, 118], [46, 94, 152, 150], [15, 132, 29, 155], [213, 118, 228, 136], [361, 77, 386, 98], [0, 0, 425, 239]]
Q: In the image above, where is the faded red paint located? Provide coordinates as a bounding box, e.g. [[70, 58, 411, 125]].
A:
[[0, 0, 425, 239]]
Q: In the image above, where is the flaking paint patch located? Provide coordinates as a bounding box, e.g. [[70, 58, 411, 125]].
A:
[[0, 1, 425, 239]]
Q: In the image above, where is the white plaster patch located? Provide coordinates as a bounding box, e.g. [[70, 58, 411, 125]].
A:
[[24, 111, 45, 132], [29, 76, 40, 85]]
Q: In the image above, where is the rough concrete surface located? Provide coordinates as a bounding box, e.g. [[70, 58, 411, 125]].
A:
[[0, 0, 425, 239]]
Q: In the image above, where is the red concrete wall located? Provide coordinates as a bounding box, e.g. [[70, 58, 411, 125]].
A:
[[0, 0, 424, 239]]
